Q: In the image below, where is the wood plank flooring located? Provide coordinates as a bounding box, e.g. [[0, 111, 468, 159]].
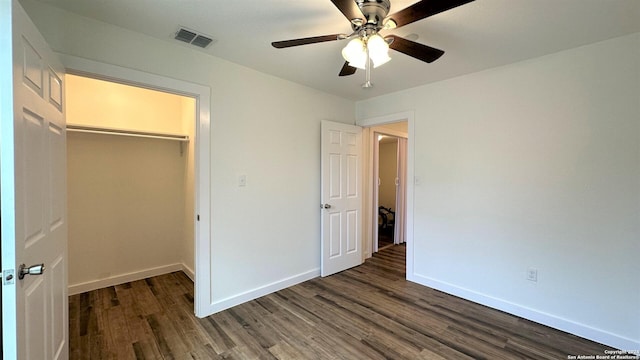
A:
[[69, 245, 613, 359]]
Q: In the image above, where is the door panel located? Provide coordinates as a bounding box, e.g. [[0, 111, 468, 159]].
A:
[[25, 278, 46, 360], [1, 1, 68, 359], [49, 123, 65, 229], [321, 120, 362, 276], [23, 110, 46, 246], [346, 210, 358, 253], [22, 37, 44, 95], [48, 69, 63, 110], [51, 255, 66, 356], [329, 213, 342, 258]]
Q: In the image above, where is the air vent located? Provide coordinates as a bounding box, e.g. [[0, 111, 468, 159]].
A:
[[191, 35, 213, 48], [175, 28, 197, 43], [174, 27, 215, 49]]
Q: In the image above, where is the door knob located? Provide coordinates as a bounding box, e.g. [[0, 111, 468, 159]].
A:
[[18, 263, 45, 280], [323, 204, 332, 209]]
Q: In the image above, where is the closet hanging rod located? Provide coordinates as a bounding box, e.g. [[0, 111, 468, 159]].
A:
[[66, 125, 189, 142]]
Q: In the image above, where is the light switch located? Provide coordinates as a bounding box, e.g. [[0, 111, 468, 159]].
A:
[[238, 174, 247, 187]]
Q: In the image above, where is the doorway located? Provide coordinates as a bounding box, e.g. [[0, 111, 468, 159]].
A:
[[377, 134, 400, 250], [61, 54, 213, 317], [370, 121, 408, 254], [65, 74, 196, 295]]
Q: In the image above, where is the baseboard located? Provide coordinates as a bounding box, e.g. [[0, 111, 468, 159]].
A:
[[181, 263, 195, 281], [210, 268, 320, 313], [408, 273, 640, 351], [68, 263, 187, 295]]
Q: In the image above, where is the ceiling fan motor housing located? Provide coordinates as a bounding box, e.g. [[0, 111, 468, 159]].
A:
[[356, 0, 391, 28]]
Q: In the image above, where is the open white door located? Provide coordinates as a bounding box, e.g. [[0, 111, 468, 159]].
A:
[[394, 137, 408, 245], [1, 1, 68, 359], [320, 120, 363, 276]]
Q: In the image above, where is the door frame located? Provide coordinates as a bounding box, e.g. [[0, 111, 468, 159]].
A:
[[357, 111, 415, 278], [59, 55, 213, 317]]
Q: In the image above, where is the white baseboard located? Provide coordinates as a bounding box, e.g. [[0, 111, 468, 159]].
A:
[[209, 268, 320, 314], [68, 263, 188, 295], [181, 263, 195, 281], [408, 272, 640, 351]]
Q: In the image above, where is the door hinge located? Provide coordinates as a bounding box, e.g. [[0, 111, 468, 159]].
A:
[[3, 269, 15, 285], [197, 214, 200, 221]]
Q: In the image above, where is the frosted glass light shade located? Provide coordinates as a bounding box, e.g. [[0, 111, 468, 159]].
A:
[[341, 38, 367, 70], [367, 34, 391, 68]]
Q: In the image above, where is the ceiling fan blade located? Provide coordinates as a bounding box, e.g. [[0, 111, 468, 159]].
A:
[[339, 62, 357, 76], [386, 35, 444, 63], [386, 0, 474, 29], [330, 0, 365, 22], [272, 34, 342, 49]]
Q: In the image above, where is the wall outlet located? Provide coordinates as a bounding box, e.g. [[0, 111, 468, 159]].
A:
[[526, 267, 538, 282], [238, 174, 247, 187]]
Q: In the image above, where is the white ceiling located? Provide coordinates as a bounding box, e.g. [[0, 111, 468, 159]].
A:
[[32, 0, 640, 100]]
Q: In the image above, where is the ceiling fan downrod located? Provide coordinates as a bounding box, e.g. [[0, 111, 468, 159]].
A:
[[362, 48, 373, 88]]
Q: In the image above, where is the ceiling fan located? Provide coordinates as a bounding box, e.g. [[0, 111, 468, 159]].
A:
[[272, 0, 474, 88]]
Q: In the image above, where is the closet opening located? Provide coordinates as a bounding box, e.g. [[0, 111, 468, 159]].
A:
[[66, 74, 197, 297]]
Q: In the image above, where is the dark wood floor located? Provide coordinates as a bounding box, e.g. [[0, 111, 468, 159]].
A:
[[70, 244, 612, 359], [378, 230, 394, 249]]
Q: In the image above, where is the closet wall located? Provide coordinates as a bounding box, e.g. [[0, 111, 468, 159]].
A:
[[66, 75, 195, 293]]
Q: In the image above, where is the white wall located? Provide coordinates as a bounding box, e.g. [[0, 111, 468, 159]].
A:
[[67, 133, 186, 289], [357, 33, 640, 349], [20, 0, 355, 308]]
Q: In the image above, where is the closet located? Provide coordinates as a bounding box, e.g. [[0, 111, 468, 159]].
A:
[[65, 75, 195, 294]]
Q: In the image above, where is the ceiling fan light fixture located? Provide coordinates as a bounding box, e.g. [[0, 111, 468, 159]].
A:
[[342, 38, 367, 69], [367, 34, 391, 68], [348, 56, 368, 70], [382, 18, 397, 30]]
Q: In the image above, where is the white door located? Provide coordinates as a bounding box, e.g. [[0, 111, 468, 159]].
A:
[[1, 1, 68, 359], [320, 120, 363, 276]]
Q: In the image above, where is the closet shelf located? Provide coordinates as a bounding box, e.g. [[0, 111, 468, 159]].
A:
[[66, 124, 189, 142]]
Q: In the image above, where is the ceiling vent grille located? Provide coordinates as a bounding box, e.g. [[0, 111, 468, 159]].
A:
[[174, 27, 215, 49]]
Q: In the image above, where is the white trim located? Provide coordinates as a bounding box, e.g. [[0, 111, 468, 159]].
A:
[[58, 54, 212, 317], [211, 269, 320, 313], [371, 127, 408, 139], [181, 263, 195, 281], [411, 273, 640, 350], [68, 263, 186, 295], [356, 111, 415, 277], [371, 131, 380, 254], [357, 111, 414, 127]]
